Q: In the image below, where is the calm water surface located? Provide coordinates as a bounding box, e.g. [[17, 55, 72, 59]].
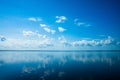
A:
[[0, 51, 120, 80]]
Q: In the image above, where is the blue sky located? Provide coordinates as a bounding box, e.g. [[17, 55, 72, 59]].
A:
[[0, 0, 120, 50]]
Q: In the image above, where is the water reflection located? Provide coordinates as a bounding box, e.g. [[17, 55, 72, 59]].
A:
[[0, 51, 120, 80]]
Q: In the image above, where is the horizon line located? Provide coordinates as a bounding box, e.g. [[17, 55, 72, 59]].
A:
[[0, 50, 120, 52]]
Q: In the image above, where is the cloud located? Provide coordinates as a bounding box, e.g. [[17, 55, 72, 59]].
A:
[[1, 31, 55, 49], [43, 27, 56, 34], [72, 36, 115, 47], [58, 36, 119, 48], [58, 36, 67, 43], [58, 27, 66, 32], [23, 30, 36, 36], [63, 42, 72, 47], [40, 24, 47, 28], [0, 34, 119, 50], [28, 17, 42, 22], [22, 30, 50, 39], [58, 36, 72, 47], [74, 18, 91, 27], [39, 24, 56, 34], [77, 22, 85, 26], [39, 43, 54, 48], [0, 37, 54, 50], [56, 16, 67, 23], [28, 17, 36, 22], [51, 30, 56, 34], [99, 36, 114, 45], [43, 27, 51, 33], [38, 38, 54, 48], [72, 40, 97, 46], [0, 36, 6, 42]]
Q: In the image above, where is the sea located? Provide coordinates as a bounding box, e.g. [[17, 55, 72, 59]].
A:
[[0, 50, 120, 80]]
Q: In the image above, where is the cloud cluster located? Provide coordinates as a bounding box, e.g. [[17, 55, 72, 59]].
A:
[[43, 27, 56, 34], [22, 30, 54, 46], [0, 39, 54, 49], [0, 34, 119, 50], [56, 16, 67, 23], [72, 36, 114, 47], [28, 17, 42, 22], [58, 36, 119, 48], [0, 31, 55, 49], [23, 30, 50, 40], [40, 24, 56, 34]]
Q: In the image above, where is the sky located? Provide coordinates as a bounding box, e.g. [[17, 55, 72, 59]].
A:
[[0, 0, 120, 50]]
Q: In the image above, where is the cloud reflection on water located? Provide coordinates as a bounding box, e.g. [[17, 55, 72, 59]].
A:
[[0, 51, 120, 80], [0, 51, 120, 66]]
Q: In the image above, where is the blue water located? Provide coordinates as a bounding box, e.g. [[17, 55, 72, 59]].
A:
[[0, 50, 120, 80]]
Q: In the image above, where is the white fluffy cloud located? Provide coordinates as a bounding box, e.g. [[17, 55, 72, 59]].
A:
[[58, 27, 66, 32], [43, 27, 56, 34], [72, 36, 115, 47], [57, 36, 119, 48], [51, 30, 56, 34], [43, 27, 51, 33], [40, 24, 47, 28], [72, 40, 97, 46], [56, 16, 67, 23], [28, 17, 42, 22], [39, 24, 56, 34], [23, 30, 36, 36]]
